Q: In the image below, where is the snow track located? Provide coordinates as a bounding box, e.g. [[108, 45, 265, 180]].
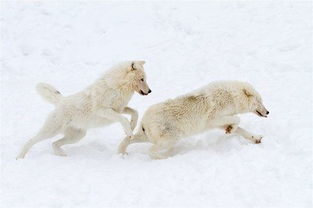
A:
[[1, 1, 312, 207]]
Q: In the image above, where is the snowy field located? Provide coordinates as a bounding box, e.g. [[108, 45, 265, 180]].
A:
[[1, 1, 312, 207]]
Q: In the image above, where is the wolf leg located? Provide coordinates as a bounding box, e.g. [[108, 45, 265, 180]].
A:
[[118, 126, 148, 154], [149, 140, 176, 160], [52, 127, 86, 156], [234, 127, 263, 143], [122, 107, 138, 130], [98, 108, 133, 137], [17, 113, 62, 159], [211, 116, 240, 134]]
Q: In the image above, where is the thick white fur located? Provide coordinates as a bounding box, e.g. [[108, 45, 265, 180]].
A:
[[17, 61, 151, 159], [119, 81, 269, 159]]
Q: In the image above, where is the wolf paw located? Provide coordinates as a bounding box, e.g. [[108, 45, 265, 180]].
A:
[[252, 135, 263, 144], [225, 125, 233, 134], [225, 124, 238, 134], [16, 155, 25, 160], [118, 146, 128, 155], [55, 150, 67, 157], [119, 151, 128, 156], [53, 145, 67, 157]]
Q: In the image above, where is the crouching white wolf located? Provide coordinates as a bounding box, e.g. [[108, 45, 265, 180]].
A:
[[119, 81, 269, 159], [17, 61, 151, 159]]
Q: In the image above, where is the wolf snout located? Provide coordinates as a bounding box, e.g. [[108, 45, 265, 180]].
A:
[[256, 110, 269, 118], [263, 109, 269, 117], [140, 89, 152, 96], [140, 90, 145, 95]]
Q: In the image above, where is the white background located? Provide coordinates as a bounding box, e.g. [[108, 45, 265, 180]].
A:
[[1, 1, 312, 207]]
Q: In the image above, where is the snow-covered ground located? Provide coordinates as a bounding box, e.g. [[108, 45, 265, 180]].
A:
[[1, 1, 312, 207]]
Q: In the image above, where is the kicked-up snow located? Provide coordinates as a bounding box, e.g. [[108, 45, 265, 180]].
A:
[[1, 1, 312, 207]]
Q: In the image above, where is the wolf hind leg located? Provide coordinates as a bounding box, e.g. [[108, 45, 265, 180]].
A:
[[52, 127, 86, 156], [149, 139, 177, 160], [17, 113, 63, 159]]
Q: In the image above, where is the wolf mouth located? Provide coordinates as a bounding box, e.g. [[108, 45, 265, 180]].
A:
[[256, 110, 267, 117], [140, 90, 148, 96]]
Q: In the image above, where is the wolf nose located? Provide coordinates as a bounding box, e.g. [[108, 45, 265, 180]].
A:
[[148, 89, 152, 94], [266, 111, 269, 115]]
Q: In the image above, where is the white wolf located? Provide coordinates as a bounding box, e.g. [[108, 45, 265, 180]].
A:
[[17, 61, 151, 159], [119, 81, 269, 159]]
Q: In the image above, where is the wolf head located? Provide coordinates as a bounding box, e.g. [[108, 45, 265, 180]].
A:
[[126, 61, 151, 96], [236, 84, 269, 118], [106, 60, 152, 96]]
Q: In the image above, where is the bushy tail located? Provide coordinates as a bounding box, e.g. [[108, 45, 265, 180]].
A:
[[36, 83, 63, 105]]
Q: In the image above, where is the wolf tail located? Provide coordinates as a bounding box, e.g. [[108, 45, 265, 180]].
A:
[[36, 83, 63, 105]]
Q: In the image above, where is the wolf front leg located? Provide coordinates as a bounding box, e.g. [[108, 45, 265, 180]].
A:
[[211, 116, 240, 134], [97, 108, 134, 137], [118, 126, 149, 154], [234, 127, 263, 144], [122, 107, 138, 130]]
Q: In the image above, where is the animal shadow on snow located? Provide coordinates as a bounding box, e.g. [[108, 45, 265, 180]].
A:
[[30, 132, 251, 159], [171, 131, 251, 157], [125, 130, 252, 159], [65, 141, 112, 158]]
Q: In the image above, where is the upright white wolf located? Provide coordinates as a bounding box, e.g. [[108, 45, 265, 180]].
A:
[[119, 81, 269, 159], [17, 61, 151, 159]]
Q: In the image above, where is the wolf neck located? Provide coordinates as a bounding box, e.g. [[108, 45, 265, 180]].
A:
[[233, 92, 249, 115], [98, 76, 134, 103], [96, 76, 134, 95], [116, 81, 134, 97]]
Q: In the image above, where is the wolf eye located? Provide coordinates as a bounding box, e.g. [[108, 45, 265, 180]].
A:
[[141, 78, 144, 81]]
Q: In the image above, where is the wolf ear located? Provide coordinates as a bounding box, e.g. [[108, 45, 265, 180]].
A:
[[137, 60, 145, 66], [243, 89, 253, 98], [130, 62, 136, 71]]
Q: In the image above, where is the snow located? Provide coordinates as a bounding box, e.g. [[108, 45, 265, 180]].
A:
[[1, 1, 312, 207]]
